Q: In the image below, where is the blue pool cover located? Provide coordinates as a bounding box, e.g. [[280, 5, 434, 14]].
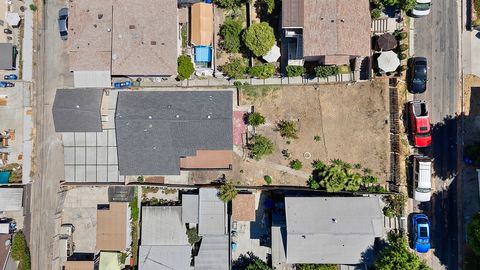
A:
[[194, 46, 212, 63], [0, 171, 10, 184]]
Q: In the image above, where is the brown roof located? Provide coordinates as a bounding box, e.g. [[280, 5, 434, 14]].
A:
[[191, 3, 213, 46], [96, 202, 128, 251], [64, 261, 95, 270], [282, 0, 304, 28], [0, 234, 9, 269], [68, 0, 113, 71], [232, 193, 256, 221], [180, 150, 232, 169], [111, 0, 178, 76], [302, 0, 370, 58]]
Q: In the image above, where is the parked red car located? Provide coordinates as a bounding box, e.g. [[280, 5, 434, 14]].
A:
[[408, 101, 432, 147]]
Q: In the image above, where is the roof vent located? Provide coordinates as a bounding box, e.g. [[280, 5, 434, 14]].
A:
[[93, 24, 97, 28], [175, 114, 180, 118], [76, 105, 80, 109], [340, 19, 345, 23], [151, 41, 157, 45], [207, 115, 211, 119], [129, 25, 135, 29], [331, 218, 337, 223], [98, 14, 103, 19], [107, 28, 111, 32], [148, 115, 152, 119], [331, 20, 334, 23]]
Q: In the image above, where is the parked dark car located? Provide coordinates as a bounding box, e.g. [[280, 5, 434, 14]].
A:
[[3, 74, 17, 80], [408, 57, 428, 94], [0, 81, 15, 87], [58, 8, 68, 40]]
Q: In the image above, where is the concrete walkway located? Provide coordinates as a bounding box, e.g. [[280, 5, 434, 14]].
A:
[[463, 30, 480, 76], [22, 0, 34, 82]]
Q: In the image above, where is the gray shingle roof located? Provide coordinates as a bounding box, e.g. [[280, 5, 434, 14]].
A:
[[284, 196, 384, 264], [198, 188, 226, 236], [139, 245, 193, 270], [115, 91, 232, 176], [0, 43, 14, 70], [0, 188, 23, 211], [194, 235, 229, 270], [141, 206, 189, 246], [52, 89, 103, 132]]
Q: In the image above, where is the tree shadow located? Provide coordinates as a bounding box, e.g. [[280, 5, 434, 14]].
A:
[[427, 114, 458, 180]]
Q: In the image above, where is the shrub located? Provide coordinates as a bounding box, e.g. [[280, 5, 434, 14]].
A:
[[222, 58, 248, 79], [285, 65, 305, 77], [249, 134, 274, 160], [186, 228, 202, 245], [215, 0, 245, 9], [383, 193, 407, 218], [11, 231, 30, 270], [177, 55, 194, 80], [248, 112, 266, 127], [395, 32, 408, 40], [296, 264, 338, 270], [29, 4, 37, 11], [218, 181, 238, 202], [371, 8, 381, 19], [243, 22, 276, 57], [219, 19, 243, 53], [399, 0, 416, 12], [315, 66, 338, 78], [277, 120, 298, 139], [337, 65, 351, 74], [264, 175, 272, 185], [290, 159, 303, 170], [399, 44, 408, 51], [248, 63, 275, 79], [233, 81, 243, 87], [260, 0, 276, 14], [314, 135, 321, 141], [399, 53, 407, 60]]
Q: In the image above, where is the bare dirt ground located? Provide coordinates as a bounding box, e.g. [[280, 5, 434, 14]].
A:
[[192, 81, 391, 186]]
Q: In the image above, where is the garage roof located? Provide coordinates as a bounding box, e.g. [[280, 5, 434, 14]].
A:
[[0, 188, 23, 211]]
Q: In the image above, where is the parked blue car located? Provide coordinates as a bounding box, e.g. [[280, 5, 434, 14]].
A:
[[412, 213, 431, 253], [0, 81, 14, 88], [113, 80, 131, 88], [3, 74, 17, 80]]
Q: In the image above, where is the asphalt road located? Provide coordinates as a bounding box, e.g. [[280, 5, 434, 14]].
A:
[[413, 0, 460, 268], [29, 0, 72, 269]]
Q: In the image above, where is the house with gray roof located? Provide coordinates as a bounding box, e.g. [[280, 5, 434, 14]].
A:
[[0, 43, 15, 70], [0, 187, 23, 211], [272, 196, 384, 266], [115, 91, 233, 176], [52, 88, 104, 132]]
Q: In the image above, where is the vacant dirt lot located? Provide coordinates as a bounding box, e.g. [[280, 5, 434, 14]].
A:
[[191, 81, 390, 186]]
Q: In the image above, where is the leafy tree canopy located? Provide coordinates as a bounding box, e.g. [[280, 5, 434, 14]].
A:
[[177, 55, 194, 81], [243, 22, 276, 57], [222, 58, 248, 79], [248, 63, 276, 79], [215, 0, 245, 9], [218, 181, 238, 202], [250, 134, 274, 160], [285, 65, 305, 77], [248, 112, 266, 127], [220, 19, 243, 53]]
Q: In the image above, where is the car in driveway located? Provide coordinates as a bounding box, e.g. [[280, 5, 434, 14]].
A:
[[3, 74, 17, 80], [0, 81, 14, 88], [412, 214, 431, 253], [58, 8, 68, 40], [408, 57, 428, 93], [408, 101, 432, 147], [411, 0, 431, 17]]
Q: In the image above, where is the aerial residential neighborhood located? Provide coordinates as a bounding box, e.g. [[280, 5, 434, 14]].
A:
[[0, 0, 476, 269]]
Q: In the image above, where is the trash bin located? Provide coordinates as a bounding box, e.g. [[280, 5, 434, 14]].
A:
[[3, 29, 11, 34]]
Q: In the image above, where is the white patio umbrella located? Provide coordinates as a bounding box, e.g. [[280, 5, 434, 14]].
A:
[[6, 13, 21, 27], [263, 44, 281, 63], [377, 51, 400, 72]]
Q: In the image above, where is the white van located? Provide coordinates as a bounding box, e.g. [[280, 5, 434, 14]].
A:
[[413, 155, 432, 202]]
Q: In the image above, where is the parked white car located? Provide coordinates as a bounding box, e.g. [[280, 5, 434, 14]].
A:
[[413, 155, 432, 202], [411, 0, 431, 17]]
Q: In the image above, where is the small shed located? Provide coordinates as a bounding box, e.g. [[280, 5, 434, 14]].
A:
[[190, 3, 213, 46]]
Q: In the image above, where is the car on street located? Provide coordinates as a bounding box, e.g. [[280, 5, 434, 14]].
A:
[[412, 155, 432, 202], [411, 0, 431, 17], [113, 80, 132, 88], [58, 8, 68, 40], [0, 81, 14, 88], [3, 74, 17, 80], [408, 101, 432, 147], [408, 57, 428, 93], [412, 213, 431, 253]]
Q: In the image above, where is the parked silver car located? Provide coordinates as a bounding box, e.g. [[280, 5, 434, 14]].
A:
[[58, 7, 68, 40]]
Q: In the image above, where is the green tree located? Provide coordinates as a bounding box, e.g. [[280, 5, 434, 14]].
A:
[[243, 22, 276, 57], [215, 0, 245, 9], [468, 213, 480, 256], [264, 175, 272, 185], [248, 63, 276, 79], [374, 232, 431, 270], [11, 232, 27, 261], [296, 264, 337, 270], [177, 55, 194, 81], [285, 65, 305, 77], [248, 112, 266, 127], [246, 258, 271, 270], [315, 66, 338, 78], [290, 159, 303, 170], [186, 228, 202, 245], [249, 134, 274, 160], [222, 58, 248, 79], [261, 0, 276, 14], [219, 19, 243, 53], [218, 181, 238, 202], [399, 0, 416, 11], [277, 120, 298, 139]]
